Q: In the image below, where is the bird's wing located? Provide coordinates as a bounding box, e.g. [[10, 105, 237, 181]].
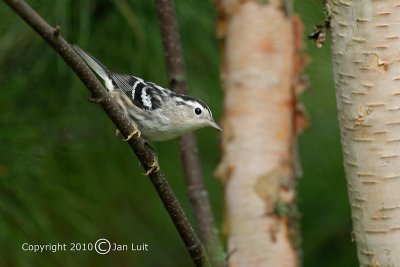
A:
[[72, 45, 111, 82], [73, 45, 164, 111], [111, 74, 163, 111]]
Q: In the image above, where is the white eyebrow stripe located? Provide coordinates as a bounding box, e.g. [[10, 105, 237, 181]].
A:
[[185, 101, 200, 108], [173, 97, 184, 102]]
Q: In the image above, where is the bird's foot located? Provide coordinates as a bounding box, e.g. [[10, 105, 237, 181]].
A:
[[144, 142, 159, 175], [123, 124, 141, 141], [145, 158, 160, 175]]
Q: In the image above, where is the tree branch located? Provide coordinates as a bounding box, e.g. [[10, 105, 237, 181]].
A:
[[2, 0, 210, 266], [155, 1, 226, 267]]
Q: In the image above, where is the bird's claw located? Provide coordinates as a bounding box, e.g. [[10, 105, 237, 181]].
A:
[[120, 124, 141, 141], [145, 159, 159, 175]]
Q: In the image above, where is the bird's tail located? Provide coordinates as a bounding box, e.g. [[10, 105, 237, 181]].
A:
[[72, 44, 111, 82]]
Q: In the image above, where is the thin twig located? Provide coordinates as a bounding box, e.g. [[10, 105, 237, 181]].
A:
[[3, 0, 210, 266], [155, 1, 226, 266]]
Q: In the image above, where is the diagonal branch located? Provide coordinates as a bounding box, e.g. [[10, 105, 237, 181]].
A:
[[155, 1, 226, 267], [2, 0, 210, 266]]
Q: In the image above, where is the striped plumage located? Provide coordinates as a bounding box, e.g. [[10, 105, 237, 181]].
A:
[[72, 45, 221, 141]]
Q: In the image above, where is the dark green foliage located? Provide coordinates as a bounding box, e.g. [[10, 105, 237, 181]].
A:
[[0, 0, 356, 266]]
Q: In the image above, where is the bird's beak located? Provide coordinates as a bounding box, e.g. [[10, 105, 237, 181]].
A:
[[208, 120, 223, 132]]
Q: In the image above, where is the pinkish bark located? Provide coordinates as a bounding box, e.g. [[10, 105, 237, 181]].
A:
[[216, 1, 306, 266]]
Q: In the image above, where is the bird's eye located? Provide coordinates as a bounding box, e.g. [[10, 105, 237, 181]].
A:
[[194, 107, 202, 115]]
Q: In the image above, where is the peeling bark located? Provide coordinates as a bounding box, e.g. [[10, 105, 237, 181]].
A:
[[328, 1, 400, 266], [215, 1, 306, 266]]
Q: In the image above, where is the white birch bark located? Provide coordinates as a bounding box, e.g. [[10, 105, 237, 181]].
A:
[[328, 1, 400, 266], [216, 1, 305, 266]]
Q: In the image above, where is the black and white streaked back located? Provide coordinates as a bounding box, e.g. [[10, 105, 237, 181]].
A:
[[109, 73, 212, 116], [110, 74, 165, 111], [72, 44, 211, 114]]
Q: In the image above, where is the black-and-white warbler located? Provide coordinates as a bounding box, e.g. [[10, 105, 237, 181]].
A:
[[72, 45, 221, 141]]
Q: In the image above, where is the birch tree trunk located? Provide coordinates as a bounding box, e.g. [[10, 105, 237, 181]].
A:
[[215, 1, 307, 266], [328, 1, 400, 266]]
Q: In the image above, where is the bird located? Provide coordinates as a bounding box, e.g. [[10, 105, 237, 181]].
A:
[[72, 45, 221, 142]]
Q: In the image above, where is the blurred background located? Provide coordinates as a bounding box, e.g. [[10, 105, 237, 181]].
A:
[[0, 0, 357, 266]]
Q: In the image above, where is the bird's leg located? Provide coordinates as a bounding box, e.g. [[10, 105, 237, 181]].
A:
[[145, 159, 159, 175], [115, 123, 141, 140], [144, 142, 160, 175], [122, 123, 141, 141]]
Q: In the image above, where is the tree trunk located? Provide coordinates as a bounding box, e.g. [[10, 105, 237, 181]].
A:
[[215, 1, 306, 266], [328, 1, 400, 266]]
